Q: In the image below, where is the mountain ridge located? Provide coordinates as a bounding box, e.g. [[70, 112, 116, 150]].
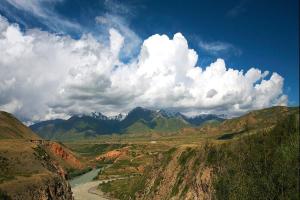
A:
[[30, 107, 224, 140]]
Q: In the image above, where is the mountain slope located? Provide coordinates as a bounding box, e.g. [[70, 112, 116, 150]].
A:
[[121, 107, 190, 134], [30, 107, 223, 140], [0, 111, 40, 140], [97, 107, 299, 200], [184, 114, 224, 126], [209, 110, 299, 199], [0, 111, 82, 199], [139, 111, 299, 200], [190, 106, 299, 138], [0, 139, 75, 200]]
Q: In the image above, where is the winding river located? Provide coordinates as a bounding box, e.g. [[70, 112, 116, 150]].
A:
[[70, 168, 111, 200]]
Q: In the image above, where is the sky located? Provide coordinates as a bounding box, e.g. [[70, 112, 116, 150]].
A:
[[0, 0, 298, 122]]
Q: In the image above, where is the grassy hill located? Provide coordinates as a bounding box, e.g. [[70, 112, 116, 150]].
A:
[[209, 110, 299, 199], [0, 111, 40, 140], [192, 106, 299, 139], [0, 111, 85, 199]]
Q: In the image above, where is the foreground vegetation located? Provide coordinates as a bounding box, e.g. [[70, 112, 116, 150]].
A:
[[91, 108, 299, 200], [99, 176, 147, 199], [208, 113, 299, 199]]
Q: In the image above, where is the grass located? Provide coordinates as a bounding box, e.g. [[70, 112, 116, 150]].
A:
[[170, 148, 196, 197], [99, 176, 146, 200], [152, 176, 163, 193], [178, 147, 196, 166], [209, 113, 299, 200], [66, 143, 127, 157]]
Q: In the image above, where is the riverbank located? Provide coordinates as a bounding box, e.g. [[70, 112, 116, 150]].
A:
[[72, 180, 110, 200], [70, 168, 109, 200], [69, 167, 129, 200]]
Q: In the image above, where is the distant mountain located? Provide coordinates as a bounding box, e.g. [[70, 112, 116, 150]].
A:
[[0, 111, 40, 140], [30, 107, 224, 140], [120, 107, 192, 134], [183, 114, 225, 126], [109, 113, 126, 121], [30, 114, 120, 140]]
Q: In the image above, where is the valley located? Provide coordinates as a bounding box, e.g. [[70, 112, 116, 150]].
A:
[[0, 106, 299, 200], [0, 1, 298, 199]]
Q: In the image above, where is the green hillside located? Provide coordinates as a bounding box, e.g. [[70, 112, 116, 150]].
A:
[[197, 106, 299, 138], [124, 116, 189, 134], [209, 111, 299, 199], [30, 107, 222, 140]]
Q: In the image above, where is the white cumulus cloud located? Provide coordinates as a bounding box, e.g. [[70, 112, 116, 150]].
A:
[[0, 15, 287, 122]]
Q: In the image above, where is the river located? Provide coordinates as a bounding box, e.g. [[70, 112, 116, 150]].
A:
[[70, 168, 111, 200]]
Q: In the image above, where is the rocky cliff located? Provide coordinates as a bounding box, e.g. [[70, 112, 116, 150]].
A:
[[137, 145, 214, 200], [30, 139, 83, 169], [0, 140, 74, 200], [0, 173, 73, 200]]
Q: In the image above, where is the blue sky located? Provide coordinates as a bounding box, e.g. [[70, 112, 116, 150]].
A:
[[0, 0, 298, 121]]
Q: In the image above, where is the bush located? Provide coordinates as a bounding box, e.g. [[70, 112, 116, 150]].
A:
[[210, 114, 299, 200]]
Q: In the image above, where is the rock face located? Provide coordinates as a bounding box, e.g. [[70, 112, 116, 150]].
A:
[[29, 140, 83, 169], [137, 146, 214, 200], [0, 173, 73, 200], [0, 140, 74, 200], [95, 147, 129, 162], [46, 142, 83, 169], [0, 111, 80, 200]]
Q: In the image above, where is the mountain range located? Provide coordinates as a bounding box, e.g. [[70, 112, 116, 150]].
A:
[[30, 107, 224, 140]]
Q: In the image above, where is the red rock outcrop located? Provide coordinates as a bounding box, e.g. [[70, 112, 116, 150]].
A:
[[95, 147, 129, 161], [30, 140, 83, 169], [46, 142, 83, 169]]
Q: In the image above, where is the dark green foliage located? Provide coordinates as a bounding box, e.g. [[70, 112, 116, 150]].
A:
[[171, 169, 185, 197], [161, 147, 177, 167], [180, 185, 189, 198], [152, 176, 163, 192], [72, 143, 127, 157], [178, 148, 196, 166], [171, 148, 197, 197], [99, 176, 147, 200], [0, 156, 14, 183], [0, 190, 11, 200], [209, 113, 299, 200], [217, 129, 245, 140]]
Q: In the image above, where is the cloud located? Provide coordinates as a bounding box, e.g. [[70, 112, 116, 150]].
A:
[[227, 0, 248, 18], [206, 89, 218, 98], [95, 14, 141, 59], [0, 15, 287, 122], [198, 39, 242, 56], [3, 0, 81, 33], [103, 0, 133, 16]]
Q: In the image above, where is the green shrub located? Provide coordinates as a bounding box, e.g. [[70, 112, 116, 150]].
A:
[[211, 114, 299, 200]]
